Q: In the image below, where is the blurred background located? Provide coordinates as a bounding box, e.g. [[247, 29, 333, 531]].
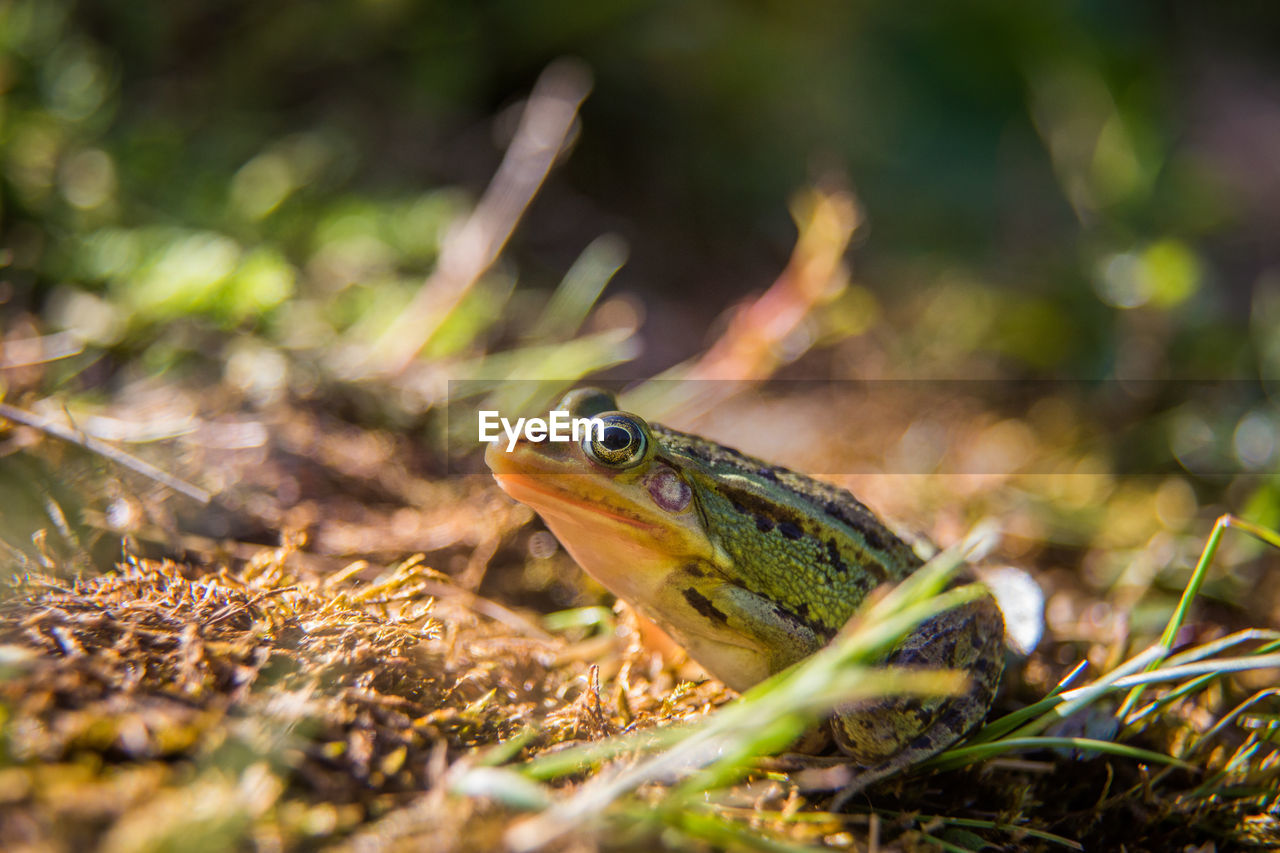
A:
[[6, 0, 1280, 375], [2, 0, 1280, 619]]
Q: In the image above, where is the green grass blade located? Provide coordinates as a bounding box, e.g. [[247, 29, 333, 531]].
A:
[[917, 736, 1195, 774], [1163, 629, 1280, 668], [994, 644, 1166, 742], [1106, 654, 1280, 689], [521, 723, 695, 781], [1120, 514, 1280, 717], [1189, 689, 1280, 758], [898, 814, 1082, 850], [964, 659, 1087, 745], [505, 551, 979, 851], [660, 804, 839, 853]]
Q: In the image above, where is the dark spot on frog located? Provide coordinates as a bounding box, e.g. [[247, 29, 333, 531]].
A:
[[680, 443, 709, 463], [908, 732, 936, 752], [826, 537, 864, 579], [903, 706, 930, 730], [938, 705, 967, 732], [755, 515, 774, 533], [863, 528, 890, 552], [823, 500, 891, 551], [771, 601, 830, 639], [732, 500, 748, 515], [972, 655, 998, 678], [682, 588, 728, 624], [777, 521, 803, 540], [757, 467, 777, 481]]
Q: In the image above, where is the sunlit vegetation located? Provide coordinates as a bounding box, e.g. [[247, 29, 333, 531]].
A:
[[3, 1, 1280, 850]]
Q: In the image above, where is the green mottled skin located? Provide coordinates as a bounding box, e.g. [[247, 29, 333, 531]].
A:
[[487, 389, 1005, 785], [654, 425, 921, 634]]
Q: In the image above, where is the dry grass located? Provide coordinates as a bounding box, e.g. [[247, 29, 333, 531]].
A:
[[0, 524, 737, 851]]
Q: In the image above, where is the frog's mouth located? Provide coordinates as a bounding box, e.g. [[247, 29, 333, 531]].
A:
[[491, 472, 656, 534]]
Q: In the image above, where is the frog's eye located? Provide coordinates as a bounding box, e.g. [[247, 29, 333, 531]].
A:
[[582, 413, 648, 469]]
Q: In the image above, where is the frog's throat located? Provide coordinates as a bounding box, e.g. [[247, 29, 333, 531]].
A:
[[493, 472, 738, 635]]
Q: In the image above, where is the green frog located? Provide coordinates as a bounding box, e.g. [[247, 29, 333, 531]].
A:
[[486, 388, 1005, 786]]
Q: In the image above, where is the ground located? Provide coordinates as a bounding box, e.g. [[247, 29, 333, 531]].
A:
[[2, 376, 1278, 852]]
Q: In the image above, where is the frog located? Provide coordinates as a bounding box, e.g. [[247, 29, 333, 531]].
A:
[[485, 388, 1005, 789]]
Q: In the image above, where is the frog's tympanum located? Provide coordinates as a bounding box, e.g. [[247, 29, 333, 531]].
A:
[[486, 389, 1005, 785]]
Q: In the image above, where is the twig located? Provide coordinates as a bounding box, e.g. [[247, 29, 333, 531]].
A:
[[0, 401, 211, 504], [0, 331, 84, 368], [372, 58, 593, 375], [686, 185, 860, 381], [624, 183, 861, 421]]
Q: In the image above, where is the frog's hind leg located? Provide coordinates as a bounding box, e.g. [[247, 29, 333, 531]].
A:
[[829, 592, 1005, 800]]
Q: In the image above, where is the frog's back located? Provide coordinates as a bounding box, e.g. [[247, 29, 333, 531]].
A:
[[653, 423, 924, 640]]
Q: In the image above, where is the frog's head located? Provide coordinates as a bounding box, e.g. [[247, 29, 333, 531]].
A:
[[485, 389, 720, 605]]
